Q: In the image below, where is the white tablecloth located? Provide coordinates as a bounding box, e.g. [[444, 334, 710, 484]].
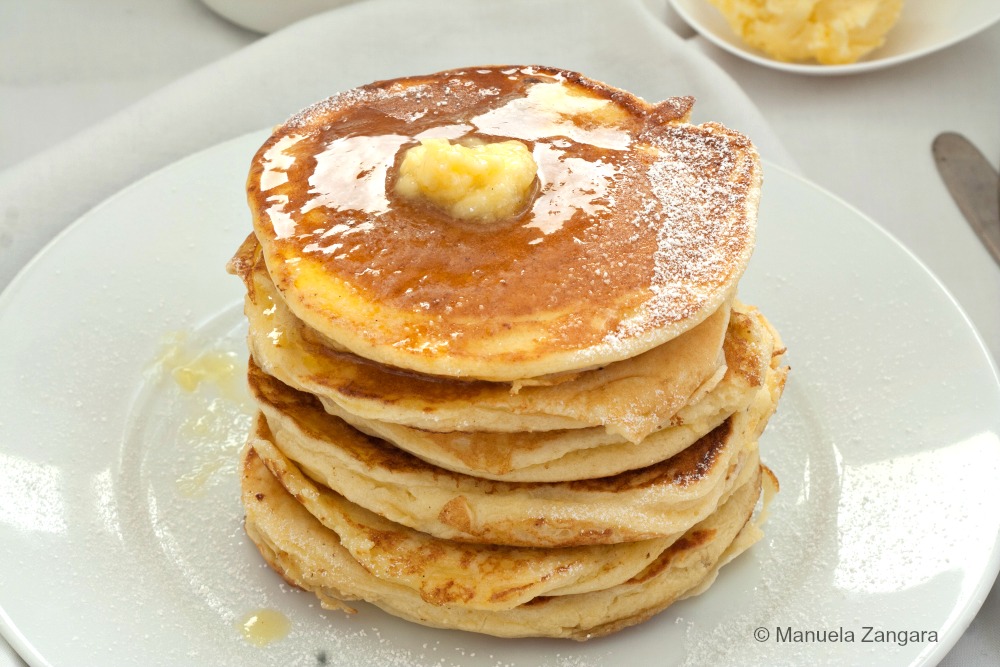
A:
[[1, 0, 997, 664]]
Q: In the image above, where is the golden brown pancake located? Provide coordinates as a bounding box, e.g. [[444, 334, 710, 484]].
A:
[[244, 301, 785, 482], [246, 371, 775, 547], [232, 235, 732, 443], [247, 438, 686, 609], [242, 442, 767, 639], [245, 66, 761, 381]]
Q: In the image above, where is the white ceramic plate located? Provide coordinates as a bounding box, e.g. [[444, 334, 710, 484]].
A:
[[669, 0, 1000, 75], [1, 131, 999, 667]]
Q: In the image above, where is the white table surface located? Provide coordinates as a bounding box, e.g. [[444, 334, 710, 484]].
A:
[[1, 1, 998, 665]]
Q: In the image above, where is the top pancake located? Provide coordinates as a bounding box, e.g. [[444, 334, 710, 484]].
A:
[[247, 65, 761, 381]]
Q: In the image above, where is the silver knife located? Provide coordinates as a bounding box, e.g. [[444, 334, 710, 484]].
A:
[[932, 132, 1000, 267]]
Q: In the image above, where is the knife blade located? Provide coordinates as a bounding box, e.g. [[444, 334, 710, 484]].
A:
[[932, 131, 1000, 267]]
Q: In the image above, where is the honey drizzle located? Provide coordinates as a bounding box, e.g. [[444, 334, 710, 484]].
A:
[[152, 332, 253, 497], [236, 608, 291, 646]]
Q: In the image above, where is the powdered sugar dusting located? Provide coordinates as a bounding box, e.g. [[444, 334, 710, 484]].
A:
[[603, 122, 759, 349], [282, 74, 505, 131], [284, 83, 435, 129]]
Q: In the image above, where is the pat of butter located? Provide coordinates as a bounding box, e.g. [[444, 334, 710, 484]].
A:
[[709, 0, 903, 65], [395, 138, 536, 222]]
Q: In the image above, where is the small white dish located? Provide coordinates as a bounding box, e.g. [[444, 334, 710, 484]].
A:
[[200, 0, 359, 33], [669, 0, 1000, 75]]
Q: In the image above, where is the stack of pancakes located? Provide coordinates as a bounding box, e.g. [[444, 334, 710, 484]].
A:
[[228, 66, 788, 640]]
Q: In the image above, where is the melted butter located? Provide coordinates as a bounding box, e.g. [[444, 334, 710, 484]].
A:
[[237, 608, 291, 647], [155, 333, 242, 398], [395, 138, 537, 222], [152, 333, 253, 497], [170, 351, 238, 395], [261, 70, 632, 235]]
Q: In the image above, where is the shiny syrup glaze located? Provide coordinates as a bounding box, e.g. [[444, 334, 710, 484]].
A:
[[247, 66, 757, 351]]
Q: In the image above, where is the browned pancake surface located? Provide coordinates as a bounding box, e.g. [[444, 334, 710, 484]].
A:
[[246, 65, 760, 379]]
